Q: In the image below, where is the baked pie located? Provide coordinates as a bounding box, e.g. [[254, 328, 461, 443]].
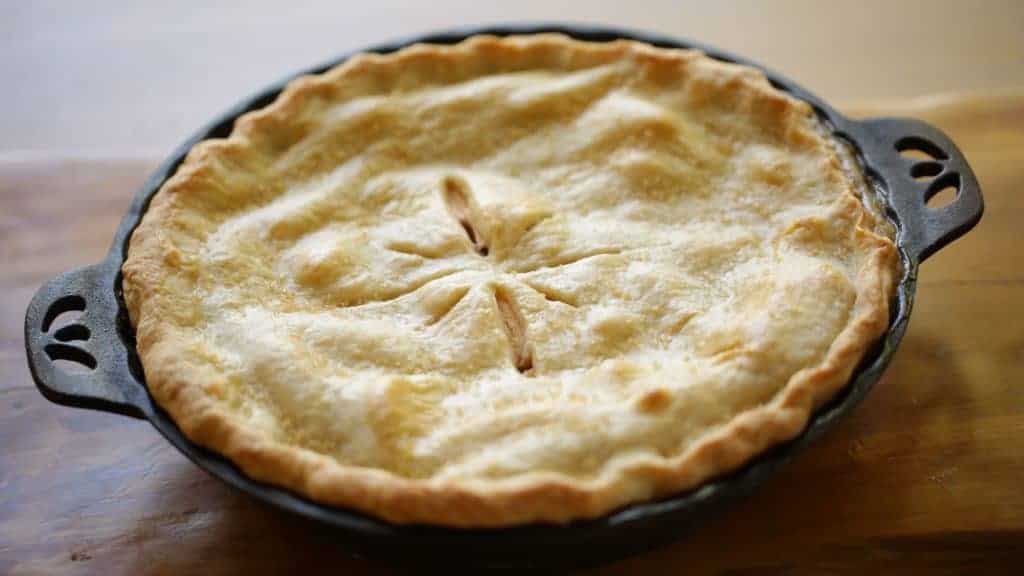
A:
[[122, 34, 897, 526]]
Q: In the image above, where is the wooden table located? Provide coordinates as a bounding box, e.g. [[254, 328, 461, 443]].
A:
[[2, 92, 1023, 574]]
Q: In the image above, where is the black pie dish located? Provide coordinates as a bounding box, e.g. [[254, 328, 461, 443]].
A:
[[24, 23, 983, 569]]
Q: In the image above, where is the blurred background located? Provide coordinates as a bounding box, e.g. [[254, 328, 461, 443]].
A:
[[2, 0, 1023, 154]]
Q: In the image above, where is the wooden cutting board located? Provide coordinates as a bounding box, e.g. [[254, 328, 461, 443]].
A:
[[2, 91, 1022, 575]]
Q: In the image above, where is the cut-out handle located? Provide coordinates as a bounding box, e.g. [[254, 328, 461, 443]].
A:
[[24, 263, 148, 419], [846, 117, 984, 263]]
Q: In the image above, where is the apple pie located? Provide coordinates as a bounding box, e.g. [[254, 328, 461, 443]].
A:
[[122, 34, 897, 526]]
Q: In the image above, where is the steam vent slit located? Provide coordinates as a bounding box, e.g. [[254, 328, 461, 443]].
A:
[[494, 287, 534, 374], [442, 175, 489, 256]]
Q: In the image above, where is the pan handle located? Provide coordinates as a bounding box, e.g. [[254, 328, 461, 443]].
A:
[[24, 263, 149, 419], [846, 117, 984, 263]]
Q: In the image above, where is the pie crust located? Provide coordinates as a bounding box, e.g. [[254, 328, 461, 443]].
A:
[[122, 34, 897, 526]]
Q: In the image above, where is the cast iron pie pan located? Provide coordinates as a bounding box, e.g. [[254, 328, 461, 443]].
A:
[[24, 24, 983, 569]]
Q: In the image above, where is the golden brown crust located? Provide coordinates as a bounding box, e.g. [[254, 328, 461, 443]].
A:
[[122, 34, 897, 526]]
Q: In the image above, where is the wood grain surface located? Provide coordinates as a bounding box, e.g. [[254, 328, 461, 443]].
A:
[[2, 92, 1023, 575]]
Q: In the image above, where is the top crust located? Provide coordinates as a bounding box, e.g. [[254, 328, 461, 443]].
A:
[[122, 34, 897, 526]]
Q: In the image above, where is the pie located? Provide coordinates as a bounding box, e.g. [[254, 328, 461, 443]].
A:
[[122, 34, 898, 526]]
